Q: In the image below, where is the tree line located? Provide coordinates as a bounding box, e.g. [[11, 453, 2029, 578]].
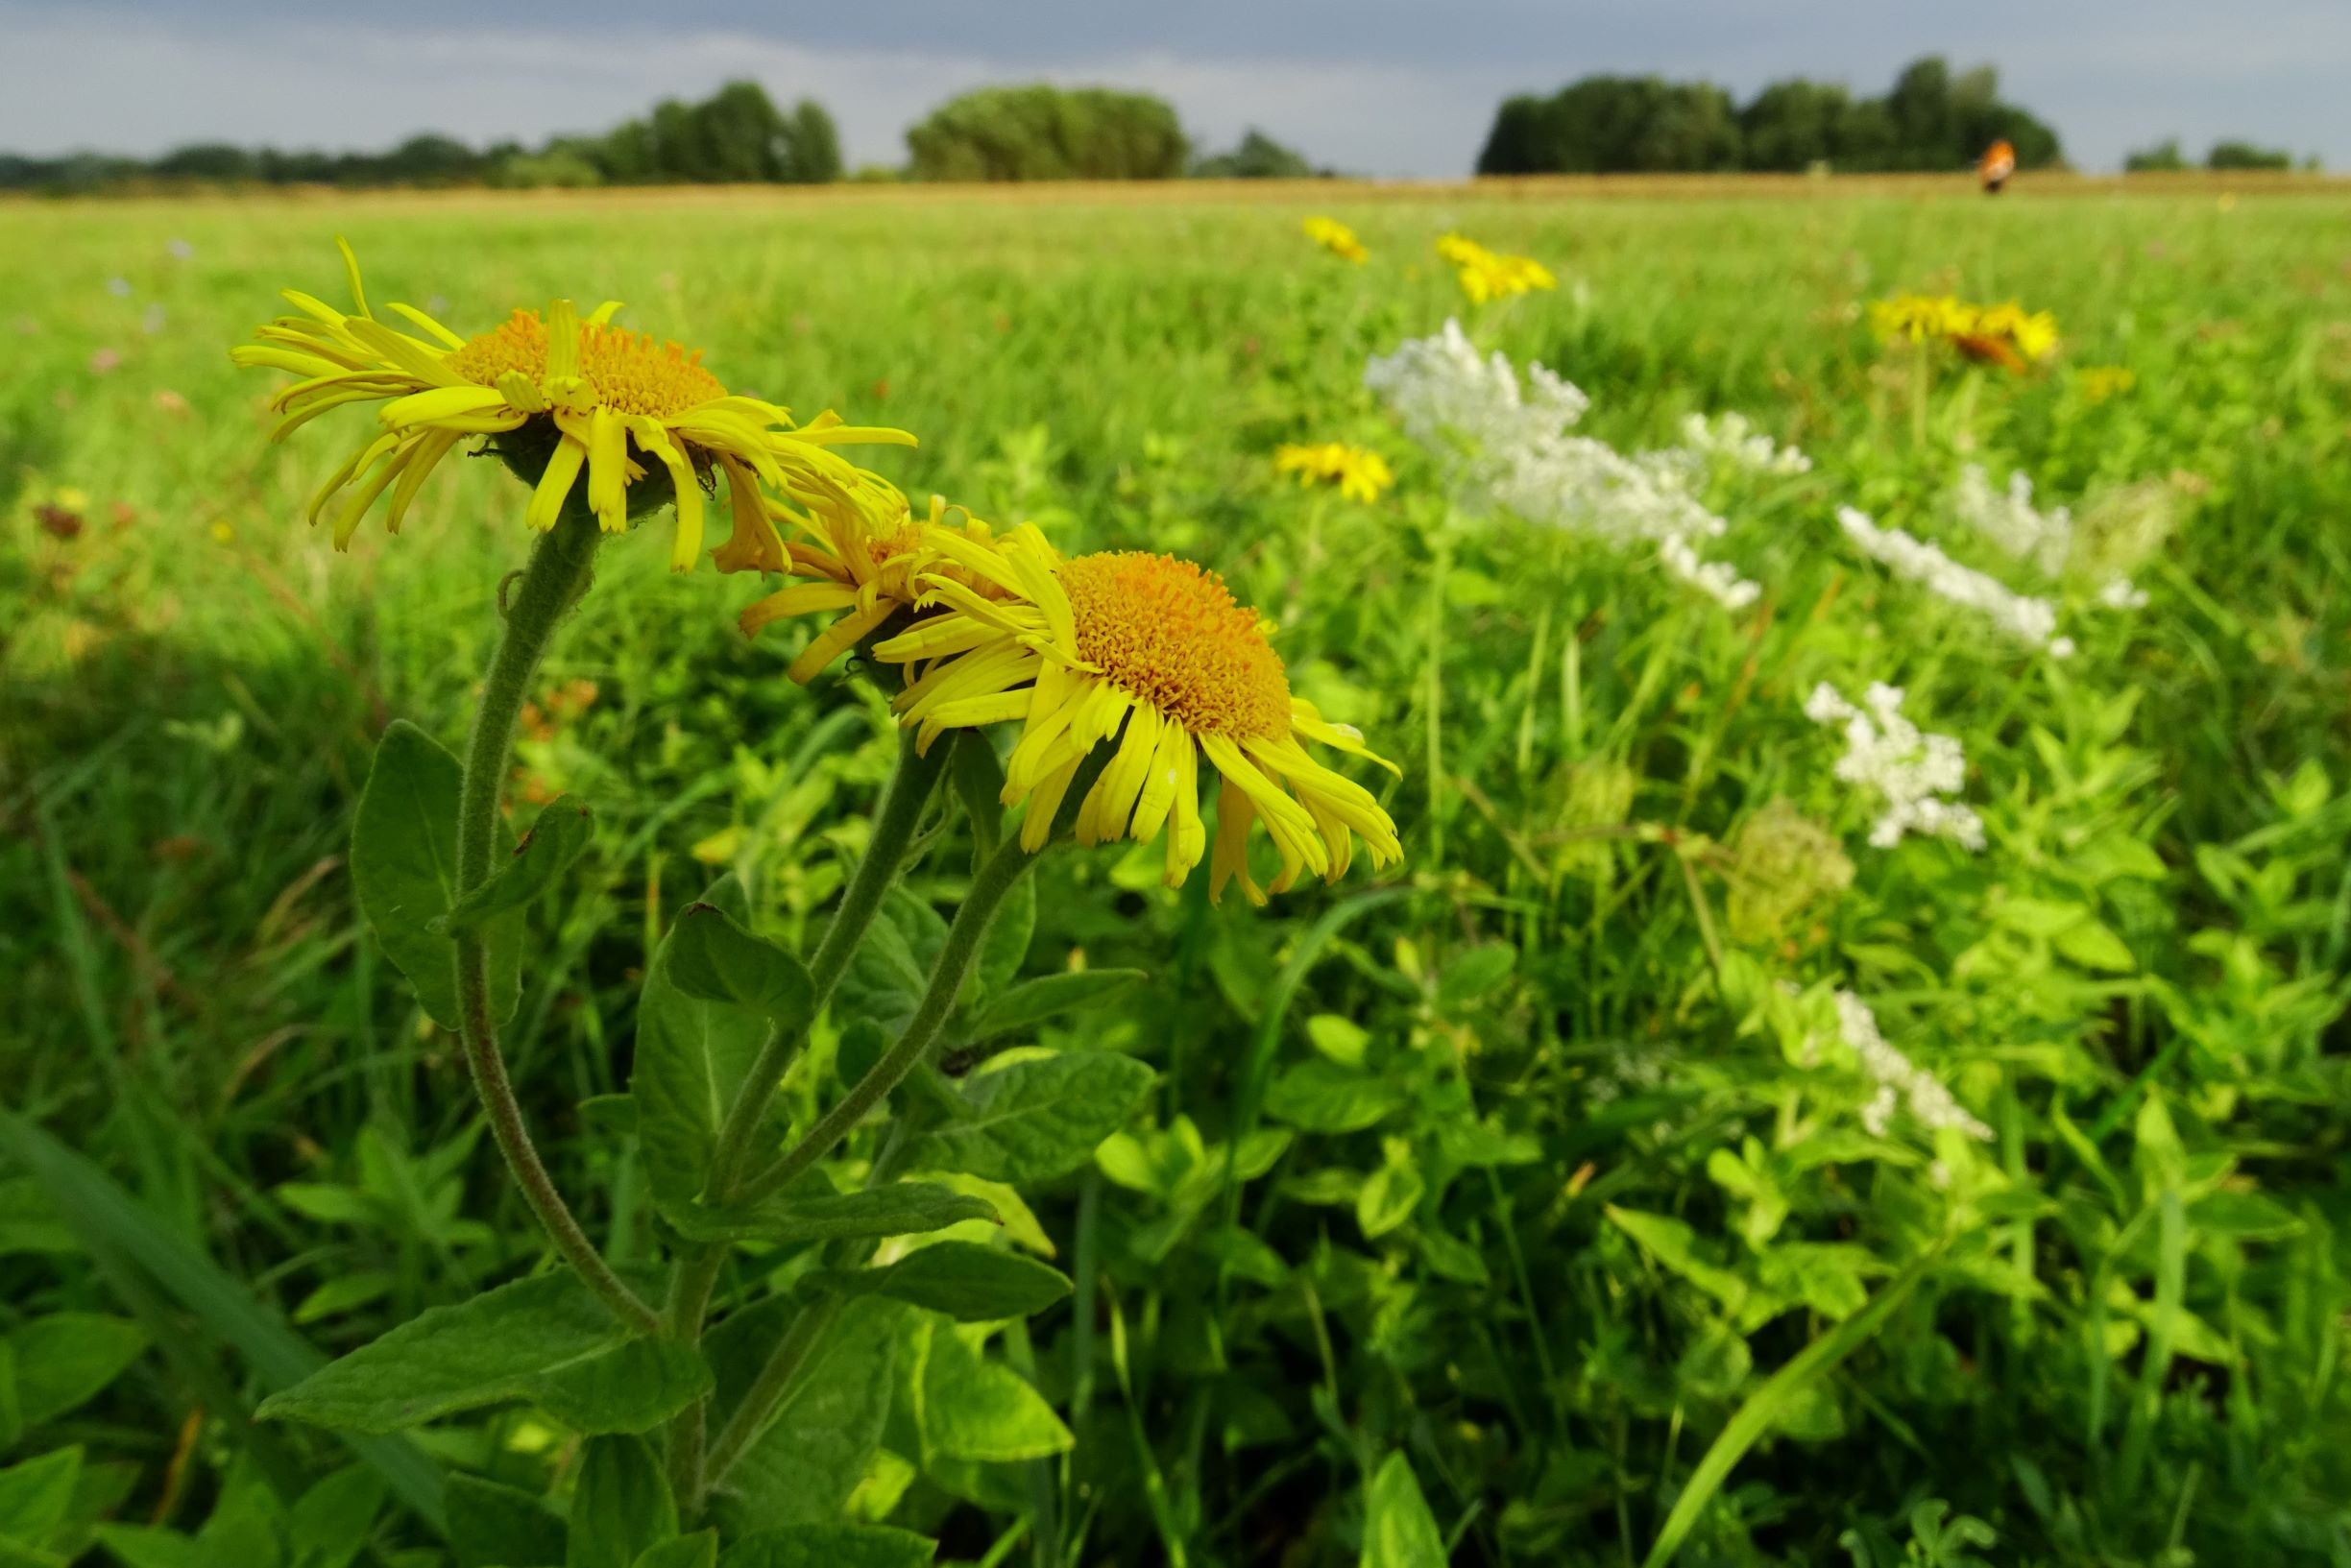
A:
[[0, 68, 2318, 193], [1477, 57, 2062, 175]]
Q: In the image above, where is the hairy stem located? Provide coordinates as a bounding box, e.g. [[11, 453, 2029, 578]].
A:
[[735, 833, 1037, 1211], [452, 510, 657, 1333]]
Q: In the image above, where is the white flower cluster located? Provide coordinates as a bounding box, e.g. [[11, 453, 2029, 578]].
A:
[[1366, 320, 1763, 612], [1679, 411, 1812, 477], [1951, 464, 2147, 614], [1803, 682, 1985, 851], [1832, 989, 1992, 1142], [1951, 463, 2071, 574], [1837, 505, 2073, 657]]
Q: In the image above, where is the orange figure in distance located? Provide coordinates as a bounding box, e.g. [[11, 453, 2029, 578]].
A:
[[1979, 138, 2017, 193]]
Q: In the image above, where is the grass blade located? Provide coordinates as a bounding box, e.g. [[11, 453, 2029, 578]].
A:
[[1641, 1246, 1940, 1568]]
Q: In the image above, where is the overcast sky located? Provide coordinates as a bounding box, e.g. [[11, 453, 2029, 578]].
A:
[[2, 1, 2343, 176]]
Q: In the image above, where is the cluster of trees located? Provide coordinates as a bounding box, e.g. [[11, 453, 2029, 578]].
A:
[[2124, 138, 2311, 172], [0, 80, 840, 194], [1476, 57, 2062, 175], [904, 85, 1187, 181]]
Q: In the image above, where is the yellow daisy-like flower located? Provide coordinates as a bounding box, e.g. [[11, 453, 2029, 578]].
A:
[[873, 530, 1402, 905], [730, 491, 1017, 684], [1869, 292, 2058, 374], [1273, 442, 1394, 504], [231, 241, 913, 570], [1301, 216, 1369, 263], [1435, 232, 1556, 304]]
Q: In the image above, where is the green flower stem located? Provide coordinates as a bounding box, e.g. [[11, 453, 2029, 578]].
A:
[[662, 726, 948, 1503], [698, 1293, 845, 1498], [734, 832, 1039, 1212], [708, 723, 950, 1205], [451, 510, 658, 1334]]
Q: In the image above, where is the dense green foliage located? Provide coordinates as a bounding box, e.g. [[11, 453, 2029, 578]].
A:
[[1193, 130, 1322, 180], [905, 85, 1189, 181], [0, 81, 840, 194], [2127, 139, 2311, 174], [1477, 56, 2062, 174], [5, 185, 2351, 1566]]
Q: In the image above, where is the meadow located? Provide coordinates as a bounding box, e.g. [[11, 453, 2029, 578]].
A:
[[4, 177, 2350, 1567]]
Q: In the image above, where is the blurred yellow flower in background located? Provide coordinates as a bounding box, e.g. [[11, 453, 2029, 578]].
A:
[[2074, 366, 2138, 404], [1301, 216, 1369, 262], [1436, 232, 1556, 303], [1871, 291, 2058, 373], [1274, 442, 1394, 503]]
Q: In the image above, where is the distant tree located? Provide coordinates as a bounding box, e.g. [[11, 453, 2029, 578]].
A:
[[781, 100, 843, 183], [2123, 139, 2189, 173], [1739, 79, 1854, 170], [376, 133, 483, 186], [907, 84, 1187, 181], [1193, 128, 1317, 179], [2206, 139, 2293, 171], [153, 142, 257, 181], [1475, 95, 1559, 175]]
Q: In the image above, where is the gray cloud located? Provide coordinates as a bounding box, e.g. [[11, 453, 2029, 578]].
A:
[[2, 1, 2343, 174]]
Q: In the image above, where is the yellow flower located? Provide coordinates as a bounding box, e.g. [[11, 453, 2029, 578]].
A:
[[1436, 233, 1555, 303], [730, 491, 1018, 684], [1273, 442, 1394, 504], [2074, 365, 2137, 405], [231, 241, 913, 571], [1870, 292, 2058, 373], [1301, 216, 1369, 263], [873, 530, 1402, 904]]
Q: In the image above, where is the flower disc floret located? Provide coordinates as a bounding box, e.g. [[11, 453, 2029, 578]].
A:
[[1057, 552, 1293, 741]]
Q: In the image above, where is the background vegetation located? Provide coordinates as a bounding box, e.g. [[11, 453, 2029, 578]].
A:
[[4, 182, 2350, 1565]]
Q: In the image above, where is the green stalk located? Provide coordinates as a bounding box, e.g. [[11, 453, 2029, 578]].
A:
[[451, 510, 658, 1333], [733, 834, 1038, 1210], [693, 835, 1041, 1500], [662, 727, 948, 1500]]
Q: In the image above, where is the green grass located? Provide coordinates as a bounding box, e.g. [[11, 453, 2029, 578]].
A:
[[5, 183, 2350, 1566]]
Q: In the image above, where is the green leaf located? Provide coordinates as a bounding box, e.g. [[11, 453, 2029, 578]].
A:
[[1675, 1323, 1754, 1402], [288, 1467, 387, 1568], [666, 1183, 996, 1246], [0, 1446, 80, 1550], [0, 1180, 73, 1260], [257, 1271, 709, 1435], [91, 1524, 209, 1568], [911, 1053, 1156, 1183], [836, 910, 930, 1045], [1435, 943, 1515, 1009], [631, 876, 775, 1214], [351, 721, 520, 1030], [446, 1474, 566, 1568], [1264, 1061, 1406, 1134], [568, 1437, 676, 1568], [1304, 1013, 1369, 1068], [4, 1315, 146, 1428], [2054, 918, 2136, 974], [713, 1304, 900, 1534], [439, 796, 594, 937], [1360, 1452, 1445, 1568], [1356, 1160, 1424, 1241], [664, 905, 815, 1026], [1608, 1205, 1785, 1331], [975, 876, 1033, 998], [812, 1242, 1071, 1321], [1641, 1248, 1939, 1568], [908, 1317, 1072, 1464], [634, 1533, 717, 1568], [720, 1527, 935, 1568], [0, 1344, 20, 1451], [967, 971, 1146, 1041]]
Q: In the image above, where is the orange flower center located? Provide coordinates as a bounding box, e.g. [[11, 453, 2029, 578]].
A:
[[448, 309, 728, 419], [1056, 551, 1292, 740]]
